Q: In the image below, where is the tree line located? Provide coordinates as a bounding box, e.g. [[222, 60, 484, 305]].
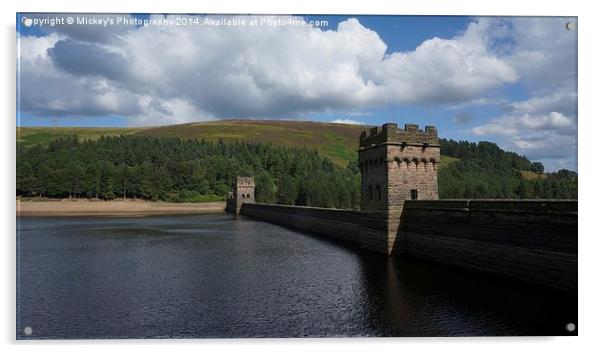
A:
[[16, 135, 577, 208], [16, 136, 360, 209], [438, 139, 577, 199]]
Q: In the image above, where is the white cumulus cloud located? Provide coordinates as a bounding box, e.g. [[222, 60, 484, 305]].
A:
[[18, 14, 520, 125], [470, 92, 577, 171], [471, 110, 574, 136], [331, 119, 364, 125]]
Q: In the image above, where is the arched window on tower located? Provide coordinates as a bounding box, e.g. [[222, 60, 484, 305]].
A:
[[368, 186, 373, 201], [375, 185, 381, 201]]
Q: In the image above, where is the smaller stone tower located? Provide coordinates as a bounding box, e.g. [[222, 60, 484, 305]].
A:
[[226, 177, 256, 214]]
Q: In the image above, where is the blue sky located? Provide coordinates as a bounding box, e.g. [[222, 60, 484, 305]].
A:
[[16, 14, 577, 171]]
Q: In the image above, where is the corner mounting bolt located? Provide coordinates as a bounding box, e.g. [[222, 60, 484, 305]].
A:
[[565, 322, 576, 332], [565, 21, 576, 30]]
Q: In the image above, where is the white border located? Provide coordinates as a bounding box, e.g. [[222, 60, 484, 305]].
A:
[[3, 1, 601, 352]]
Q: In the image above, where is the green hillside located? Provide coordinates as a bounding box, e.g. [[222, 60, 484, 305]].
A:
[[18, 121, 363, 166], [16, 119, 577, 201], [18, 121, 464, 169]]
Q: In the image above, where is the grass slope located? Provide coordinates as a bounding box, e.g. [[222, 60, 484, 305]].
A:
[[440, 155, 458, 169], [17, 127, 142, 147], [520, 170, 547, 181], [136, 120, 364, 166]]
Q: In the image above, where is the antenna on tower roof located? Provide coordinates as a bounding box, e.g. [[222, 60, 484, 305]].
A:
[[363, 106, 367, 126], [392, 96, 395, 124], [387, 98, 391, 121]]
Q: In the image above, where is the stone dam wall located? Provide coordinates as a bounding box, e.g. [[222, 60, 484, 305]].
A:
[[239, 203, 390, 253], [399, 200, 577, 293], [240, 200, 577, 293]]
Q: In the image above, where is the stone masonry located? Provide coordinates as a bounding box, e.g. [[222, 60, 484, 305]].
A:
[[359, 123, 440, 253], [225, 176, 255, 214]]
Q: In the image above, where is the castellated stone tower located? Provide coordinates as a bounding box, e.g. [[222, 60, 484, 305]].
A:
[[226, 177, 255, 214], [359, 123, 440, 214]]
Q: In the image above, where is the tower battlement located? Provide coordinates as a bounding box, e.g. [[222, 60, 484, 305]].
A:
[[359, 123, 439, 150], [235, 176, 255, 188]]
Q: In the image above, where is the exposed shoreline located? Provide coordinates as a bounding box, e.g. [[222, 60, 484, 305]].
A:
[[16, 199, 227, 217]]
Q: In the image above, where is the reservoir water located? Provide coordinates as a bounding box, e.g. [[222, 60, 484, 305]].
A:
[[17, 214, 577, 338]]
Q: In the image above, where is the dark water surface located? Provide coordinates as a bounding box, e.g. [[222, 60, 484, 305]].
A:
[[17, 214, 576, 339]]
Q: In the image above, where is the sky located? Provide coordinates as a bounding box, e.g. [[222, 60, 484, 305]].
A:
[[16, 13, 577, 171]]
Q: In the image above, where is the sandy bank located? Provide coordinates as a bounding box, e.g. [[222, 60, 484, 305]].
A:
[[17, 199, 227, 217]]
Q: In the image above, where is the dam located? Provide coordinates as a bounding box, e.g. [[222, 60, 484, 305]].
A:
[[227, 123, 578, 293]]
